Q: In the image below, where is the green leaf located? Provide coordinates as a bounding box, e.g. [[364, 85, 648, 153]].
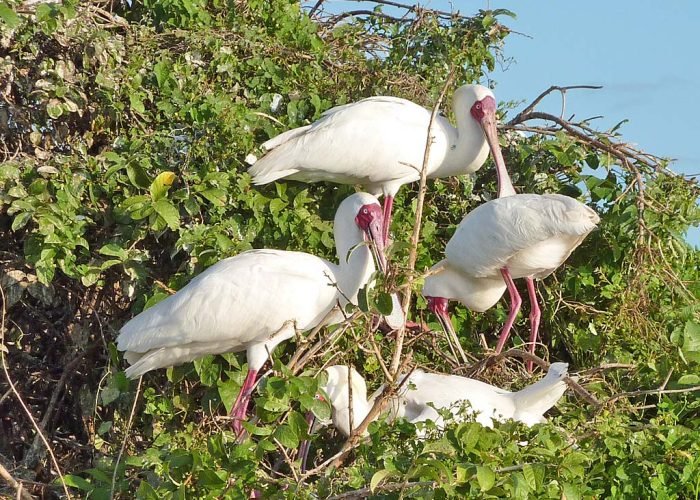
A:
[[11, 211, 31, 231], [200, 188, 227, 207], [522, 463, 537, 490], [476, 465, 495, 491], [562, 482, 582, 500], [126, 164, 150, 189], [63, 474, 93, 492], [47, 99, 63, 119], [357, 286, 369, 313], [150, 171, 176, 201], [682, 321, 700, 363], [99, 243, 128, 260], [218, 379, 240, 414], [273, 424, 298, 449], [370, 469, 394, 493], [153, 199, 180, 230], [375, 292, 394, 316], [0, 2, 21, 28], [193, 356, 220, 387], [677, 374, 700, 385], [129, 94, 145, 114]]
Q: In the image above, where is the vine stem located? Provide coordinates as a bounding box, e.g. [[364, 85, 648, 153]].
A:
[[389, 68, 456, 376]]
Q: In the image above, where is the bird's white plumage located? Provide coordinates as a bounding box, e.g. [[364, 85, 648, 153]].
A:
[[248, 86, 495, 197], [446, 193, 600, 280], [320, 363, 569, 436], [117, 192, 384, 379]]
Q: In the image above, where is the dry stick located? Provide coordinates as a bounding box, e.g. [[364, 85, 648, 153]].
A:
[[109, 376, 142, 500], [0, 462, 33, 500], [0, 286, 72, 500], [326, 480, 437, 500], [506, 110, 659, 170], [23, 353, 87, 468], [509, 85, 603, 125], [288, 311, 360, 375], [328, 354, 414, 469], [605, 385, 700, 406], [389, 69, 456, 376]]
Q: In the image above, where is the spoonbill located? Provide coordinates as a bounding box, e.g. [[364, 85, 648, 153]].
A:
[[116, 192, 387, 435], [247, 84, 511, 243], [423, 192, 599, 368], [312, 363, 569, 437]]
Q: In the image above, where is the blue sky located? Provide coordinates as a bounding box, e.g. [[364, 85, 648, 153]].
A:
[[317, 1, 699, 246]]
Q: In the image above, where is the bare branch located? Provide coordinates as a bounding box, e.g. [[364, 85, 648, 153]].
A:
[[389, 68, 456, 376], [0, 462, 33, 500]]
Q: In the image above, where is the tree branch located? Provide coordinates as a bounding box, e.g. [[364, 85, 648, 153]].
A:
[[0, 462, 33, 500], [389, 68, 456, 376]]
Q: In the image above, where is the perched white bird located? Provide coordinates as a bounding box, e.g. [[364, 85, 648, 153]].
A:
[[423, 193, 600, 369], [319, 363, 569, 436], [116, 193, 387, 435], [248, 84, 511, 243]]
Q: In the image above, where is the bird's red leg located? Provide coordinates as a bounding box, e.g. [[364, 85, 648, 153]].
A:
[[495, 268, 522, 354], [382, 195, 394, 245], [231, 368, 258, 436], [525, 277, 541, 372]]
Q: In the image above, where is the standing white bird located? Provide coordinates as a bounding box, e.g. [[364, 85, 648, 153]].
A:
[[248, 84, 511, 243], [116, 193, 387, 435], [318, 363, 569, 436], [423, 184, 600, 368]]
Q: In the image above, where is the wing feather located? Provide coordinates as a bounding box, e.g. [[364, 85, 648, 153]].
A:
[[116, 250, 339, 355], [446, 194, 599, 277]]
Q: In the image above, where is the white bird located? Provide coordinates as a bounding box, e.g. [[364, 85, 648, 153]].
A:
[[248, 84, 511, 243], [319, 363, 569, 436], [423, 192, 600, 369], [116, 192, 387, 435]]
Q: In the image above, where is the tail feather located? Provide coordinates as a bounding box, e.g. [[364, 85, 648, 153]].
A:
[[248, 125, 312, 185], [260, 125, 311, 152], [510, 362, 568, 425]]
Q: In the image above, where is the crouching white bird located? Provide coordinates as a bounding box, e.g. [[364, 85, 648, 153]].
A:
[[248, 84, 509, 243], [319, 363, 569, 437], [300, 363, 569, 470], [422, 193, 600, 370], [116, 193, 387, 435]]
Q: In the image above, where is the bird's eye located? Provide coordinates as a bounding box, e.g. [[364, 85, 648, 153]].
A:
[[362, 208, 368, 214], [475, 103, 481, 110]]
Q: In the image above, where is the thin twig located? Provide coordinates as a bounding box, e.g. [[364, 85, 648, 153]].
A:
[[23, 352, 87, 468], [605, 385, 700, 406], [0, 286, 72, 500], [326, 480, 436, 500], [110, 376, 142, 500], [389, 68, 456, 376], [0, 462, 33, 500]]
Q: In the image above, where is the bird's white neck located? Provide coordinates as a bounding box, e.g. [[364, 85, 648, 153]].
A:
[[334, 219, 376, 306], [435, 92, 491, 178], [423, 261, 506, 312], [441, 87, 516, 197]]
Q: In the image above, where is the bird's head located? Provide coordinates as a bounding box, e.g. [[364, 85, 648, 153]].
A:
[[354, 200, 387, 273], [458, 84, 512, 196]]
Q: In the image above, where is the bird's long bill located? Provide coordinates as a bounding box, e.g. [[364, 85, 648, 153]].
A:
[[436, 309, 468, 365], [480, 112, 509, 188], [365, 217, 388, 274], [298, 411, 317, 473]]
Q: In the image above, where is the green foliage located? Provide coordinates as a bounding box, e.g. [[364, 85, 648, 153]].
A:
[[0, 1, 698, 499]]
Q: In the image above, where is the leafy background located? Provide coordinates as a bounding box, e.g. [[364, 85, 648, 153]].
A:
[[0, 0, 699, 498]]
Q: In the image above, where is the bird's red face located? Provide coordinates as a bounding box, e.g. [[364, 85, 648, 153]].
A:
[[469, 95, 497, 123], [355, 203, 387, 273], [426, 296, 449, 317]]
